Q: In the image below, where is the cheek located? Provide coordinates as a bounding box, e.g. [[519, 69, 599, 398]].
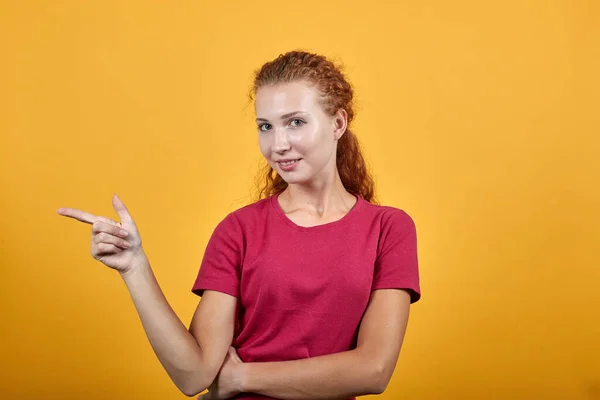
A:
[[287, 130, 318, 152], [288, 129, 331, 157], [258, 136, 270, 157], [258, 136, 269, 155]]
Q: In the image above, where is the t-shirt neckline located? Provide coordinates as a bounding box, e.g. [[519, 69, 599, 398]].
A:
[[269, 192, 364, 232]]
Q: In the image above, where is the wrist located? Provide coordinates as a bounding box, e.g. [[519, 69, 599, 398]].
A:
[[120, 249, 150, 279], [236, 362, 250, 393]]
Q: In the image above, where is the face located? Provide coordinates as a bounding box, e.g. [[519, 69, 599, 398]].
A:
[[255, 81, 347, 185]]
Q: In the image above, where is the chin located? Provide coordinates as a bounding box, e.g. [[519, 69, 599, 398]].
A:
[[279, 174, 312, 185]]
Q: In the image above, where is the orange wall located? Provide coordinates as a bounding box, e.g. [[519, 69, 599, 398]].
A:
[[1, 1, 598, 399]]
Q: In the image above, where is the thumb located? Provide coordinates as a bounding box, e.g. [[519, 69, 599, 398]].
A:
[[112, 194, 133, 224]]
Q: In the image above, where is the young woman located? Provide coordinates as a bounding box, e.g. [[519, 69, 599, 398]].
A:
[[57, 50, 421, 400]]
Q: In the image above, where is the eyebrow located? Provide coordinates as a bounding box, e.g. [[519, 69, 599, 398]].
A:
[[256, 111, 306, 123]]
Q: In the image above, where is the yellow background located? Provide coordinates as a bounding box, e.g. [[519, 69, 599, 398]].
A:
[[1, 1, 599, 399]]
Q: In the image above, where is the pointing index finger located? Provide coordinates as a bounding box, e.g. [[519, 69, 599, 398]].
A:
[[56, 208, 100, 225]]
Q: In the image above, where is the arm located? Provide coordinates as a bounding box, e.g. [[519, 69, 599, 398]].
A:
[[122, 256, 236, 396], [239, 288, 411, 399], [57, 195, 237, 397]]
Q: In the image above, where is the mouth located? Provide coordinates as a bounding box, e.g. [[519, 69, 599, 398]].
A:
[[277, 159, 300, 166], [276, 159, 302, 170]]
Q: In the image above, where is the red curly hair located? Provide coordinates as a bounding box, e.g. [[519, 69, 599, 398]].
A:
[[250, 50, 377, 204]]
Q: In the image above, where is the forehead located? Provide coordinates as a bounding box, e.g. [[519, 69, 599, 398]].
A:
[[255, 81, 323, 117]]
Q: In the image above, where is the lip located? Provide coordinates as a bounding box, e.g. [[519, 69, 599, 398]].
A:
[[276, 158, 301, 171], [275, 158, 302, 162]]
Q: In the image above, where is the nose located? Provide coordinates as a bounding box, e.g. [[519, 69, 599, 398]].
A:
[[271, 127, 291, 153]]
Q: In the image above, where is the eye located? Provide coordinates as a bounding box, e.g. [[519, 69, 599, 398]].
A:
[[258, 123, 272, 132], [289, 118, 305, 127]]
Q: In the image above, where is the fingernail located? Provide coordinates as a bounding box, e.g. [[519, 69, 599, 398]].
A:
[[123, 242, 131, 248], [119, 229, 129, 237]]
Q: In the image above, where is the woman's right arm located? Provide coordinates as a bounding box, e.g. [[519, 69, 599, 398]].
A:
[[57, 194, 236, 396], [121, 253, 236, 396]]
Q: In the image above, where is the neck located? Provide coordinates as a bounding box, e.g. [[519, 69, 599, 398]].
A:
[[281, 172, 356, 217]]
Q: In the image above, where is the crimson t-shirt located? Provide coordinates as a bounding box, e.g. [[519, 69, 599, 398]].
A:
[[191, 193, 421, 400]]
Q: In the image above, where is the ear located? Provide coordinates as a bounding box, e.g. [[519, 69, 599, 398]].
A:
[[332, 108, 348, 141]]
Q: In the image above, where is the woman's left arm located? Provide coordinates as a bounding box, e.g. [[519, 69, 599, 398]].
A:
[[236, 288, 412, 399]]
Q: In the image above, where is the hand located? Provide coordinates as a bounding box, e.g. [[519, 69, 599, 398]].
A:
[[57, 194, 145, 274], [197, 346, 245, 400]]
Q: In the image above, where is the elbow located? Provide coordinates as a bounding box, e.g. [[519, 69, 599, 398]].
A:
[[179, 381, 207, 398], [180, 386, 199, 398], [370, 362, 392, 395], [174, 371, 211, 397], [176, 380, 201, 397], [372, 382, 388, 395]]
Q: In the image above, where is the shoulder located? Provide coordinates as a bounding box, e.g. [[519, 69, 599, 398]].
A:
[[360, 200, 416, 233], [205, 197, 273, 256], [230, 196, 272, 223], [214, 196, 273, 232]]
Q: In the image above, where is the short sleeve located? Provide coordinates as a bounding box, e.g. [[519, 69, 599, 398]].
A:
[[372, 209, 421, 303], [191, 212, 244, 298]]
